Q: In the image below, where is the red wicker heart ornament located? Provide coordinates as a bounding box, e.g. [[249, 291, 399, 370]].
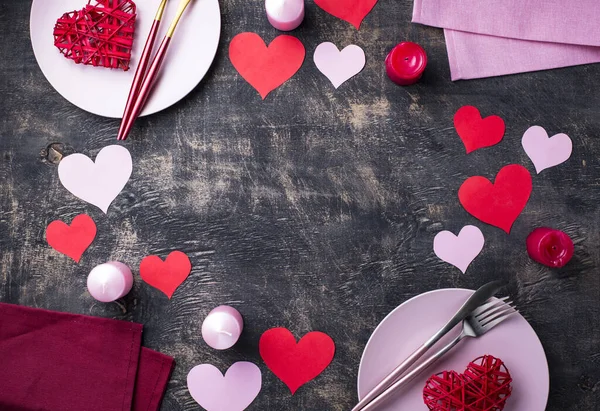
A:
[[53, 0, 137, 71], [423, 355, 512, 411]]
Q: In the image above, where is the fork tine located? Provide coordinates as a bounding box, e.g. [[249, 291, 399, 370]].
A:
[[476, 300, 514, 321], [472, 297, 510, 316], [481, 307, 518, 329], [475, 299, 512, 316]]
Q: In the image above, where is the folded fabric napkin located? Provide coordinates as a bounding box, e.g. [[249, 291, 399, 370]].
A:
[[413, 0, 600, 80], [444, 30, 600, 80], [0, 302, 174, 411]]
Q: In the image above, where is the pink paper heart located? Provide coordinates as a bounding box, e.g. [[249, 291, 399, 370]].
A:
[[433, 225, 485, 273], [58, 145, 132, 213], [187, 362, 262, 411], [313, 42, 365, 88], [521, 126, 572, 173]]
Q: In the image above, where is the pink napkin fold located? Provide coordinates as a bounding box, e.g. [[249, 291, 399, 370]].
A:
[[413, 0, 600, 80], [444, 30, 600, 80]]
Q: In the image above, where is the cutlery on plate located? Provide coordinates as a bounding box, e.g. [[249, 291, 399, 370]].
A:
[[358, 296, 518, 410], [117, 0, 193, 141], [352, 280, 505, 411], [117, 0, 169, 141]]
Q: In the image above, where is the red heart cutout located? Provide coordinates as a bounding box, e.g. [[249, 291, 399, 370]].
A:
[[458, 164, 532, 233], [454, 106, 505, 153], [259, 327, 335, 394], [229, 33, 305, 99], [423, 355, 512, 411], [46, 214, 97, 262], [139, 251, 191, 299], [53, 0, 137, 71], [314, 0, 378, 29]]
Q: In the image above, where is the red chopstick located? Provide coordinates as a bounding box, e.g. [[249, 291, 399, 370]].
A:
[[117, 0, 193, 141], [117, 0, 168, 140]]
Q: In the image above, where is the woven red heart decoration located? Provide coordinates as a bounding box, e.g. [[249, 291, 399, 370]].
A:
[[53, 0, 137, 71], [423, 355, 512, 411]]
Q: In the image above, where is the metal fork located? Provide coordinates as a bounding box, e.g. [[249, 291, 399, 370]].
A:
[[357, 297, 518, 411]]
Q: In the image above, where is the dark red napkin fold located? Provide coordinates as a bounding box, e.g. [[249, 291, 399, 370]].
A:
[[133, 348, 175, 411], [0, 302, 174, 411]]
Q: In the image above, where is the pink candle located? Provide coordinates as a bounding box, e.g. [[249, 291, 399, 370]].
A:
[[87, 262, 133, 303], [265, 0, 304, 31], [201, 306, 244, 350], [526, 227, 574, 268], [385, 42, 427, 86]]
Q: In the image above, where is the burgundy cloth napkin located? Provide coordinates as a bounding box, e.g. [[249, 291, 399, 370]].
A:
[[133, 348, 175, 411], [0, 302, 174, 411], [412, 0, 600, 80]]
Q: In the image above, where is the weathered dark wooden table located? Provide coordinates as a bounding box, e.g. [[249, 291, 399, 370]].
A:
[[1, 1, 599, 410]]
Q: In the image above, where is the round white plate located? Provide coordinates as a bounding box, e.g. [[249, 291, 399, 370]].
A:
[[358, 288, 549, 410], [30, 0, 221, 118]]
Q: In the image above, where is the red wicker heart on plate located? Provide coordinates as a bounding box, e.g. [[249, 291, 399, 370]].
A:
[[423, 355, 512, 411], [53, 0, 137, 71]]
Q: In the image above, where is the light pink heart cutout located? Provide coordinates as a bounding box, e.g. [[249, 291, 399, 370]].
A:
[[313, 42, 366, 88], [522, 125, 572, 174], [187, 362, 262, 411], [58, 145, 132, 213], [433, 225, 485, 273]]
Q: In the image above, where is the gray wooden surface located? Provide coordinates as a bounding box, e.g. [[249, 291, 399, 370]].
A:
[[1, 1, 600, 410]]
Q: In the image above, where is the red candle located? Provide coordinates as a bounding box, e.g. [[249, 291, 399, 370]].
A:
[[526, 227, 574, 268], [385, 42, 427, 86]]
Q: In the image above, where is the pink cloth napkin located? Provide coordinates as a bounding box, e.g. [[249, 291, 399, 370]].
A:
[[413, 0, 600, 80], [444, 30, 600, 80]]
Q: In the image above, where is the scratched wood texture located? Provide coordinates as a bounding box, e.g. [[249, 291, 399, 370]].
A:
[[1, 0, 600, 410]]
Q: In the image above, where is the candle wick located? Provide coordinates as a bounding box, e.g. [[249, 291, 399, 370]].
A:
[[217, 329, 233, 337]]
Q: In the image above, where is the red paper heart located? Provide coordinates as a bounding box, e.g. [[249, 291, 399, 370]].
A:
[[423, 355, 512, 411], [46, 214, 97, 262], [454, 106, 505, 153], [259, 327, 335, 394], [229, 33, 305, 99], [314, 0, 378, 29], [458, 164, 532, 233], [139, 251, 191, 299], [53, 0, 137, 71]]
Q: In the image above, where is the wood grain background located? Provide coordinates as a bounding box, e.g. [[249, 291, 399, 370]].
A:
[[1, 1, 599, 410]]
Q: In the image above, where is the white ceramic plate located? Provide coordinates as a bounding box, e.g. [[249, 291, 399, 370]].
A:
[[30, 0, 221, 118], [358, 289, 549, 410]]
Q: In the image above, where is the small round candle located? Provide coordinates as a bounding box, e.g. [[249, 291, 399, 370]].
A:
[[526, 227, 574, 268], [385, 42, 427, 86], [201, 306, 244, 350], [265, 0, 304, 31], [87, 261, 133, 303]]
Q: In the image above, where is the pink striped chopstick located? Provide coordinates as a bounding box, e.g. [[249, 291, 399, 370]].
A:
[[117, 0, 193, 141]]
